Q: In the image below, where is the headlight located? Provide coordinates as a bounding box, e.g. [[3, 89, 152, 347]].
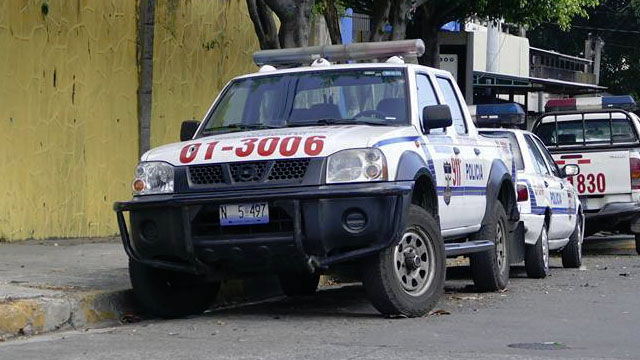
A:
[[132, 162, 174, 195], [326, 148, 387, 183]]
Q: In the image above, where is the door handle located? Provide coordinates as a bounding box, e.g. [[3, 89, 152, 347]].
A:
[[544, 181, 549, 188], [474, 148, 481, 156], [453, 147, 460, 155]]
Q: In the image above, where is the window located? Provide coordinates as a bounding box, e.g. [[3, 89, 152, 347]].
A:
[[524, 135, 550, 175], [436, 77, 467, 134], [531, 135, 561, 177], [480, 131, 525, 171], [535, 117, 638, 146], [416, 74, 442, 134]]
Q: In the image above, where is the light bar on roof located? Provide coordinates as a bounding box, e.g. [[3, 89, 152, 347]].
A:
[[469, 103, 526, 128], [545, 95, 637, 112], [253, 39, 426, 66]]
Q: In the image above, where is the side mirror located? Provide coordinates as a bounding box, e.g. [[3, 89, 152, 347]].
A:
[[180, 120, 200, 141], [422, 105, 453, 131], [562, 164, 580, 178]]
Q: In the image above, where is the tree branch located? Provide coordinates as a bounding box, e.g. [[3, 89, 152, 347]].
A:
[[246, 0, 280, 49], [323, 0, 343, 45]]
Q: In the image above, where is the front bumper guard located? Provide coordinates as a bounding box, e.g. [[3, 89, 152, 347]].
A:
[[115, 182, 413, 275]]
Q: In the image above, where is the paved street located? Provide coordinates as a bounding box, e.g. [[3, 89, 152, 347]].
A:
[[1, 237, 638, 360]]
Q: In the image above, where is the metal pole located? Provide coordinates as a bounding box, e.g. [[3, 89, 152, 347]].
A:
[[137, 0, 155, 156]]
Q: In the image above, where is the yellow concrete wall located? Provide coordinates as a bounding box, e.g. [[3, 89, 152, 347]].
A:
[[151, 0, 259, 147], [0, 1, 139, 240], [0, 0, 259, 241]]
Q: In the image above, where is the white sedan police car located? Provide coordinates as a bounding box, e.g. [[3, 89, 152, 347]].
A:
[[480, 128, 584, 277]]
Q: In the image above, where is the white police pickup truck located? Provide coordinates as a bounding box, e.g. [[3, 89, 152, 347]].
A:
[[533, 96, 640, 255], [114, 40, 521, 318]]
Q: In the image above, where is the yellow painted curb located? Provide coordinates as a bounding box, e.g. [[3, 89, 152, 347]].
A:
[[0, 300, 45, 336], [78, 292, 117, 325]]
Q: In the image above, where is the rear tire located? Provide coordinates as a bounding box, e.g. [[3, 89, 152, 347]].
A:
[[277, 270, 320, 297], [635, 234, 640, 255], [361, 205, 445, 317], [525, 224, 549, 279], [129, 260, 220, 318], [470, 200, 511, 292], [562, 214, 583, 268]]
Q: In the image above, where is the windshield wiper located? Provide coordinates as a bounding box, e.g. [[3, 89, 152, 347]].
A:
[[287, 118, 388, 127], [201, 123, 282, 135]]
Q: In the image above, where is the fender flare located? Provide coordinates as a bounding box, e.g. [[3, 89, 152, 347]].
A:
[[395, 150, 438, 212], [482, 159, 519, 226], [395, 150, 437, 184]]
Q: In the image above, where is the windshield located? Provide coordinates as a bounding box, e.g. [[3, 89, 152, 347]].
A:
[[200, 68, 409, 134], [535, 116, 639, 146]]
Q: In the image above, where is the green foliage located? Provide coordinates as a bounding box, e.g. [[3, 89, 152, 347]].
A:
[[342, 0, 599, 29], [528, 0, 640, 98], [312, 0, 347, 17]]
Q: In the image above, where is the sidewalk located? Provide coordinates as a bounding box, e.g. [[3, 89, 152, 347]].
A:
[[0, 238, 283, 339]]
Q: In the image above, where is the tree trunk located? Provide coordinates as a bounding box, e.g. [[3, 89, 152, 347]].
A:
[[264, 0, 314, 48], [389, 0, 410, 40], [369, 0, 392, 41], [246, 0, 280, 49], [418, 23, 440, 67], [323, 0, 342, 45]]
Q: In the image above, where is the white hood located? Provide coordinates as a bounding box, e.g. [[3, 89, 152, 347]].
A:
[[143, 125, 418, 166]]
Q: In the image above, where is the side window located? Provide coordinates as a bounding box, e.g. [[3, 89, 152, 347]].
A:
[[524, 135, 550, 175], [436, 77, 467, 134], [532, 136, 561, 177], [416, 74, 443, 134]]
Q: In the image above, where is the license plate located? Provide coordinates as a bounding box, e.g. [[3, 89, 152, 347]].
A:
[[219, 203, 269, 226]]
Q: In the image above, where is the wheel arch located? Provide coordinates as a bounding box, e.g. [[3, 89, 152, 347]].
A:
[[395, 151, 438, 219], [482, 159, 519, 226]]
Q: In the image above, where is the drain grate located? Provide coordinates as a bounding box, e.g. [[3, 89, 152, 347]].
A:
[[508, 342, 569, 350]]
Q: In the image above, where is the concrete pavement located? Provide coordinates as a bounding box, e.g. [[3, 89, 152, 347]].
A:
[[0, 238, 134, 338], [0, 238, 281, 339], [0, 238, 637, 359], [0, 234, 637, 346]]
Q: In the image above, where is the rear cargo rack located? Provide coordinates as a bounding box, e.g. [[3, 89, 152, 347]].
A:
[[532, 108, 639, 150]]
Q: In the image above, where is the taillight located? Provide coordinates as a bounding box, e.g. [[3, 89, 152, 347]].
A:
[[517, 184, 529, 202], [630, 157, 640, 190]]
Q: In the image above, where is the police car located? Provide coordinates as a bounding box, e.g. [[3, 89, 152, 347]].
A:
[[475, 104, 583, 277], [532, 96, 640, 255], [114, 40, 522, 318]]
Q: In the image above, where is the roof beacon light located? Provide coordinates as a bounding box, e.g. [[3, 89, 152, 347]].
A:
[[469, 103, 526, 129], [545, 95, 637, 112], [253, 39, 426, 66]]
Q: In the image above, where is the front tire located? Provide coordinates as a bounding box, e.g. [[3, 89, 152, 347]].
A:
[[634, 234, 640, 255], [361, 205, 445, 317], [470, 200, 511, 292], [562, 214, 583, 268], [525, 223, 549, 278], [129, 260, 220, 318]]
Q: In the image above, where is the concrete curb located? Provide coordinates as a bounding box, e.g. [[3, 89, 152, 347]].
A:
[[0, 289, 135, 340], [0, 274, 338, 339]]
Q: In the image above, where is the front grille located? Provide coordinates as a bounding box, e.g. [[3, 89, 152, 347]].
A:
[[268, 158, 310, 181], [230, 161, 269, 182], [189, 164, 225, 185], [187, 159, 311, 187]]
